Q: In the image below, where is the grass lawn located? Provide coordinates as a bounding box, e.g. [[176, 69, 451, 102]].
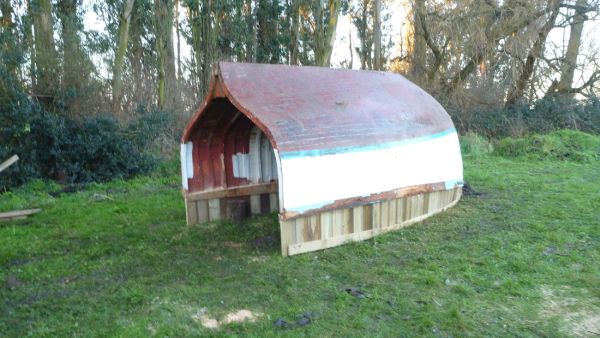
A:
[[1, 153, 599, 337]]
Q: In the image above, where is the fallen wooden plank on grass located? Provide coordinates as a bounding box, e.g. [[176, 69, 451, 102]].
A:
[[0, 155, 19, 173], [0, 208, 42, 222]]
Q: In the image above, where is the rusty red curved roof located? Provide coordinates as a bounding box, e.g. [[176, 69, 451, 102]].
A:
[[183, 62, 455, 154]]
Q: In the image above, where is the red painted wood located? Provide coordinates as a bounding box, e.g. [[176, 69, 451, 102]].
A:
[[223, 120, 238, 187]]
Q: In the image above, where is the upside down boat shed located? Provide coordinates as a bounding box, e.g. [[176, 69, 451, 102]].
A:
[[181, 62, 463, 256]]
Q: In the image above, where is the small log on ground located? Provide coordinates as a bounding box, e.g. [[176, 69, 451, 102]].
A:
[[0, 208, 42, 222], [0, 155, 19, 173]]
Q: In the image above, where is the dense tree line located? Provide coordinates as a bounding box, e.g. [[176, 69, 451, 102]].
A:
[[1, 0, 598, 120], [401, 0, 600, 110], [0, 0, 352, 122]]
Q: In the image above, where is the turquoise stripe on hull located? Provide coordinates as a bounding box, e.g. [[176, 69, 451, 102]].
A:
[[280, 128, 457, 159]]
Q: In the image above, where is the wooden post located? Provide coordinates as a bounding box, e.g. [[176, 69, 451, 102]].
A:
[[280, 219, 295, 256], [186, 200, 198, 224]]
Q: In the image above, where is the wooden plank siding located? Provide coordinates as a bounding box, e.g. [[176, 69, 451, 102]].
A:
[[185, 185, 461, 256], [284, 187, 462, 256]]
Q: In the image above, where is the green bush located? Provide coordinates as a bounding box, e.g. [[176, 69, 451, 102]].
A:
[[460, 132, 493, 156], [0, 78, 174, 190], [56, 115, 158, 183], [452, 97, 600, 138], [494, 130, 600, 162]]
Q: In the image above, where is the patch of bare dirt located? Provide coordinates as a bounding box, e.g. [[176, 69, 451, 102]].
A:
[[191, 308, 261, 329], [540, 286, 600, 337]]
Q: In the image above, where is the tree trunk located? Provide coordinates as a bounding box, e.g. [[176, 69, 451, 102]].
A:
[[128, 2, 146, 109], [154, 0, 176, 110], [58, 0, 87, 101], [30, 0, 58, 99], [112, 0, 135, 113], [1, 0, 18, 78], [175, 0, 182, 80], [322, 0, 341, 66], [289, 0, 300, 65], [348, 27, 353, 69], [245, 0, 255, 62], [555, 0, 587, 96], [0, 1, 13, 34], [188, 3, 201, 74], [409, 0, 426, 80], [24, 0, 36, 89], [201, 0, 217, 94], [353, 0, 371, 70], [314, 0, 341, 67], [257, 0, 270, 62], [373, 0, 381, 70], [505, 0, 560, 106]]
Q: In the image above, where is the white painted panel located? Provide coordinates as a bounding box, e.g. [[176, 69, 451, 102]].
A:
[[271, 149, 277, 179], [233, 154, 240, 177], [280, 131, 463, 212], [240, 153, 249, 178], [274, 149, 284, 212], [232, 153, 250, 179], [180, 143, 188, 189], [260, 136, 273, 181], [180, 142, 194, 190], [248, 127, 261, 183], [185, 142, 194, 179]]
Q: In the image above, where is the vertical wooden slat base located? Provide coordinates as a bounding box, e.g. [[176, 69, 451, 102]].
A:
[[281, 187, 462, 256], [184, 183, 279, 225], [197, 200, 209, 223], [185, 186, 462, 257]]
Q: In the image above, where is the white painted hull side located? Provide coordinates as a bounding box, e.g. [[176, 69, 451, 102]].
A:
[[279, 129, 463, 213]]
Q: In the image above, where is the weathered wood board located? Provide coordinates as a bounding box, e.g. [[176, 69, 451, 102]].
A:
[[282, 187, 462, 256], [0, 208, 42, 222], [185, 184, 461, 256], [0, 155, 18, 173]]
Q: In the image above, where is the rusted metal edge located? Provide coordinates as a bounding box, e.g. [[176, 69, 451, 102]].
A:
[[184, 181, 278, 201], [281, 182, 454, 220]]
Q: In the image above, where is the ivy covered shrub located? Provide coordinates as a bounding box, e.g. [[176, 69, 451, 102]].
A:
[[0, 80, 173, 190], [453, 97, 600, 138]]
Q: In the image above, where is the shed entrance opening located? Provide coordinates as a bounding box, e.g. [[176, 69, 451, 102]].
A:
[[184, 97, 280, 223]]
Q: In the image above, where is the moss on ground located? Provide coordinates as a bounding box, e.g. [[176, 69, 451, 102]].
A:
[[494, 129, 600, 162]]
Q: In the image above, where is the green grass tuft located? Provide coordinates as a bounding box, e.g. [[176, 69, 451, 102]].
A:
[[460, 132, 494, 156], [494, 129, 600, 162]]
